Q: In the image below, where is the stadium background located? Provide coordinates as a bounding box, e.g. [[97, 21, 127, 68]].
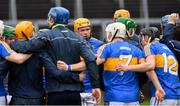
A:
[[1, 0, 180, 40], [0, 0, 180, 105]]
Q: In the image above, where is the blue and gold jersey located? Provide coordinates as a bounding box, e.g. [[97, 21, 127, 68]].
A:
[[99, 41, 144, 102], [88, 37, 103, 54], [144, 42, 180, 99], [0, 43, 10, 59], [83, 37, 103, 92]]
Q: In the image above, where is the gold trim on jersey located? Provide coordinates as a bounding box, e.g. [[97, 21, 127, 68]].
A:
[[97, 43, 111, 57], [104, 57, 144, 71], [155, 55, 178, 71]]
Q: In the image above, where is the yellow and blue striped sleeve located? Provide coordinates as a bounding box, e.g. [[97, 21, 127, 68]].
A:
[[97, 44, 108, 59]]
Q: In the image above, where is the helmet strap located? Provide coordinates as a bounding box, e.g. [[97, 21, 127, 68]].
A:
[[147, 37, 151, 44], [126, 31, 130, 39], [21, 31, 29, 40], [127, 29, 135, 38], [111, 29, 118, 42]]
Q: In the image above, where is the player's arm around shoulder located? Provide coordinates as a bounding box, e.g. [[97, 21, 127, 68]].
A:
[[116, 44, 155, 72], [0, 40, 31, 64], [96, 43, 110, 65]]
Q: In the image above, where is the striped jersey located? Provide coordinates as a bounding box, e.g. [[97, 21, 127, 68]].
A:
[[99, 40, 144, 102], [145, 41, 180, 99]]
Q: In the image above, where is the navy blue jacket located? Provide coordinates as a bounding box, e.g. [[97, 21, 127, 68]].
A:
[[12, 25, 99, 92], [5, 40, 80, 98], [8, 53, 44, 98]]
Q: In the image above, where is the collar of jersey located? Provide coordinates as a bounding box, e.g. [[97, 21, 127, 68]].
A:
[[52, 24, 65, 29]]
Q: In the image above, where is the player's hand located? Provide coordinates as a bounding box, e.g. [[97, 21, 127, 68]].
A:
[[79, 72, 85, 82], [57, 60, 68, 71], [116, 64, 127, 71], [169, 13, 179, 24], [139, 91, 145, 103], [92, 88, 101, 106], [155, 88, 165, 102]]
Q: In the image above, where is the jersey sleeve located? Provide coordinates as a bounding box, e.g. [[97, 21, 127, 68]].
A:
[[97, 44, 108, 59], [0, 43, 10, 58]]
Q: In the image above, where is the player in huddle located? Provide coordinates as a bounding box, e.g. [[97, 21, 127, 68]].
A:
[[117, 27, 179, 105]]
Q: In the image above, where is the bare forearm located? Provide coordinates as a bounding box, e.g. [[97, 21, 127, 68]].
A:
[[126, 62, 153, 72], [127, 55, 155, 72], [71, 61, 86, 71], [6, 52, 31, 64], [146, 71, 163, 90]]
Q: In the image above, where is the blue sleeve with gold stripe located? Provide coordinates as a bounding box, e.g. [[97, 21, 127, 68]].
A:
[[0, 43, 10, 58], [99, 44, 109, 59]]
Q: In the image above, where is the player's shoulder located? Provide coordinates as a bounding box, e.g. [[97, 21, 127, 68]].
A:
[[97, 43, 111, 56], [36, 28, 52, 38], [101, 42, 112, 48], [98, 42, 111, 52], [0, 41, 7, 48], [90, 37, 103, 44], [125, 41, 141, 50]]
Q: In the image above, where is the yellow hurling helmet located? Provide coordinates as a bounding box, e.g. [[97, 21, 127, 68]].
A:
[[74, 18, 91, 32]]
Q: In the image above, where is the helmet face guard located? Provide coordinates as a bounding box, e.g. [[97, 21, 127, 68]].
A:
[[127, 28, 135, 38]]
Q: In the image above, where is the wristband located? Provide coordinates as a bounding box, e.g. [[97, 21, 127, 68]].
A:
[[67, 65, 71, 71]]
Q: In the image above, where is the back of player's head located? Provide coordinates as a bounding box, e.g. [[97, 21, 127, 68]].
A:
[[3, 25, 15, 39], [117, 17, 137, 38], [140, 27, 156, 42], [15, 21, 34, 40], [113, 9, 130, 21], [117, 17, 137, 30], [48, 7, 70, 24], [105, 22, 126, 42], [149, 27, 160, 39]]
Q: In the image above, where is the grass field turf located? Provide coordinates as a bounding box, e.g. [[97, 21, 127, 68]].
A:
[[140, 99, 150, 106]]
